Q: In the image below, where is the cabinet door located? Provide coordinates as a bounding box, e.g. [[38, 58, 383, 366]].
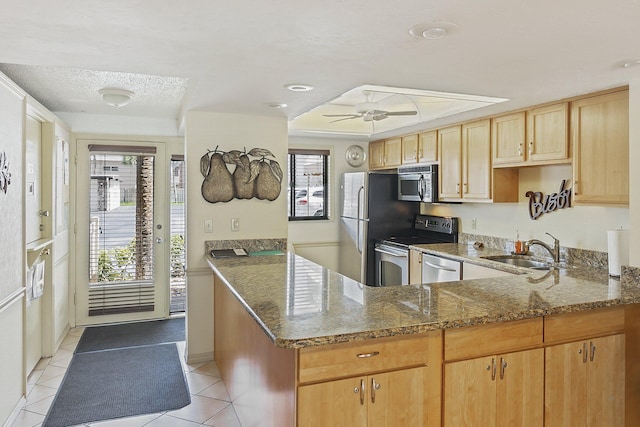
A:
[[369, 140, 385, 170], [462, 119, 491, 200], [571, 90, 629, 205], [368, 367, 427, 427], [444, 356, 497, 427], [544, 341, 588, 427], [438, 125, 462, 200], [497, 349, 544, 427], [385, 137, 402, 168], [418, 130, 437, 163], [401, 134, 418, 164], [586, 334, 625, 427], [527, 102, 569, 162], [492, 112, 526, 165], [298, 376, 367, 427]]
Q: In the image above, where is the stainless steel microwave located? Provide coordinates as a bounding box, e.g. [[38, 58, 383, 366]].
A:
[[397, 164, 438, 203]]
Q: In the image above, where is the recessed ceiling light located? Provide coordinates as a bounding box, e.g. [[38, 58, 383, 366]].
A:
[[285, 84, 314, 92], [621, 60, 640, 68], [409, 21, 459, 40], [268, 103, 288, 109]]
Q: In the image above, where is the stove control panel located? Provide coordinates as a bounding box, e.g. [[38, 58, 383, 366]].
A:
[[414, 215, 458, 235]]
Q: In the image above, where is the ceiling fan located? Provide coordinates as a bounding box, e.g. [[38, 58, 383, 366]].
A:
[[323, 90, 418, 123]]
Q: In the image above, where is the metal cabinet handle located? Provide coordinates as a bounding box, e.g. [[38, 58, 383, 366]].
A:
[[359, 379, 365, 405], [500, 357, 507, 380], [574, 180, 579, 195], [357, 351, 380, 358], [529, 141, 533, 156], [581, 342, 588, 363], [590, 342, 596, 362], [518, 143, 523, 156], [371, 378, 381, 404], [490, 358, 497, 381]]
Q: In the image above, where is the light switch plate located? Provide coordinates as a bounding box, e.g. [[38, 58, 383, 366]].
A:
[[231, 218, 240, 231], [205, 219, 213, 233]]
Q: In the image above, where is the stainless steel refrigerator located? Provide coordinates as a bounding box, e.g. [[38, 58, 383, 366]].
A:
[[339, 172, 420, 286]]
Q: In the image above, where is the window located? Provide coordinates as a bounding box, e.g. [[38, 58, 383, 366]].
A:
[[288, 149, 329, 220]]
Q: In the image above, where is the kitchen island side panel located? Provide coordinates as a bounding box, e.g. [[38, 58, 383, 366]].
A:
[[213, 274, 296, 427]]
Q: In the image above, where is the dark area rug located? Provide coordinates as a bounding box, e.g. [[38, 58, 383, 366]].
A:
[[75, 317, 185, 353], [42, 343, 191, 427]]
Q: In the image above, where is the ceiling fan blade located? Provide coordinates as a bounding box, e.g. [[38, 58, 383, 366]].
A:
[[329, 116, 359, 123], [323, 114, 361, 118], [384, 110, 418, 116]]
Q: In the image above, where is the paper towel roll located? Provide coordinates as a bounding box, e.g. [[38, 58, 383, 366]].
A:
[[607, 229, 629, 277]]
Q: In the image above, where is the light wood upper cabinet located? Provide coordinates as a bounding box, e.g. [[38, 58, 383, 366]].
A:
[[527, 102, 569, 162], [462, 119, 492, 200], [369, 138, 402, 169], [444, 349, 544, 427], [571, 90, 629, 205], [384, 137, 402, 168], [438, 125, 463, 200], [544, 334, 625, 427], [492, 103, 569, 167], [492, 112, 526, 165], [418, 130, 437, 163], [439, 120, 492, 202], [401, 134, 419, 164]]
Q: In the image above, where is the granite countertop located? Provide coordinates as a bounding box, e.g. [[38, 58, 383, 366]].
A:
[[206, 245, 640, 349]]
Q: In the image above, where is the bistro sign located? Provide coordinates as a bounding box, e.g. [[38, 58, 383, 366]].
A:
[[525, 179, 572, 220]]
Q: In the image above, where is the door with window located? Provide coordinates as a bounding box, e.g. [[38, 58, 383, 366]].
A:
[[74, 141, 169, 325]]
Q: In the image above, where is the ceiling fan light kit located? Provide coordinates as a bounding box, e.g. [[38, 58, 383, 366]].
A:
[[98, 88, 134, 108]]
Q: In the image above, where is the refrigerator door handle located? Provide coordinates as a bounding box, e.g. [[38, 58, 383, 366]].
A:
[[356, 186, 364, 253]]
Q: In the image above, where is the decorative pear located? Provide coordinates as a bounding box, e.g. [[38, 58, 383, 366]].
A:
[[255, 160, 282, 201], [233, 154, 255, 199], [201, 152, 234, 203]]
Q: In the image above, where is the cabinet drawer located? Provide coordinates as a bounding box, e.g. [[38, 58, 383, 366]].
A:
[[298, 331, 439, 384], [544, 306, 624, 344], [444, 317, 543, 361]]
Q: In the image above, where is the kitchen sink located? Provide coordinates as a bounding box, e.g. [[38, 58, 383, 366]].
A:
[[482, 255, 552, 270]]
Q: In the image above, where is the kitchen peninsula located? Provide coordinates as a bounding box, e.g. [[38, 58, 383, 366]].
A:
[[206, 249, 640, 427]]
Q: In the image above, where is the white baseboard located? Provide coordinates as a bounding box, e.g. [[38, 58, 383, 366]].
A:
[[186, 351, 214, 365], [1, 389, 25, 427]]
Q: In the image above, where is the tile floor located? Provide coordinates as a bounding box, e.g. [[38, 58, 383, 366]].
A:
[[11, 327, 242, 427]]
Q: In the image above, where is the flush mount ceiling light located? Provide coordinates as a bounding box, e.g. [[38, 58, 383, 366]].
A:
[[409, 21, 460, 40], [285, 83, 314, 92], [267, 102, 288, 109], [98, 87, 134, 108]]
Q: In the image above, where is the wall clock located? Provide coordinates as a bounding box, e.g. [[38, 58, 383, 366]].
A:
[[345, 145, 366, 167]]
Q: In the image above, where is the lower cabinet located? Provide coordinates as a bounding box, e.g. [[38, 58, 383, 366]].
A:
[[544, 334, 625, 427], [298, 366, 428, 427], [443, 348, 544, 427]]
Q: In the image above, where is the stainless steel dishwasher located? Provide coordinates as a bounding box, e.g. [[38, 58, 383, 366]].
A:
[[421, 253, 461, 283]]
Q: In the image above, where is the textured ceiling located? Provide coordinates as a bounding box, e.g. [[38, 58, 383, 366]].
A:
[[1, 0, 640, 139]]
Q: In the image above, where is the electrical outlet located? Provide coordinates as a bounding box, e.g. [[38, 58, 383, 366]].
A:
[[471, 218, 477, 230], [205, 219, 213, 233], [231, 218, 240, 231]]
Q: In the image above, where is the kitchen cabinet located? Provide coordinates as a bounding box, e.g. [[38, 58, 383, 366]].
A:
[[444, 349, 544, 427], [401, 134, 419, 164], [543, 306, 625, 427], [462, 262, 515, 280], [492, 103, 569, 167], [418, 130, 437, 163], [298, 366, 428, 427], [369, 137, 402, 169], [544, 334, 624, 427], [438, 120, 493, 201], [298, 331, 442, 427], [443, 318, 544, 427], [571, 89, 629, 205]]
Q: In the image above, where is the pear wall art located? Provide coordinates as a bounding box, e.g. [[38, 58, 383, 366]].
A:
[[200, 146, 283, 203]]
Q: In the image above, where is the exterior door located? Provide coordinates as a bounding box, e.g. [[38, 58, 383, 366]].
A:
[[74, 140, 168, 325]]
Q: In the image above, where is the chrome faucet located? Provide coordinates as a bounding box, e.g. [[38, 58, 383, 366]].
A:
[[524, 232, 560, 263]]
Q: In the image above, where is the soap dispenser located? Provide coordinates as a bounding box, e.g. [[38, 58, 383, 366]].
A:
[[514, 230, 524, 254]]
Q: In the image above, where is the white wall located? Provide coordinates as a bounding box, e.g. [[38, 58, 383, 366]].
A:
[[629, 81, 640, 266], [423, 164, 629, 252], [287, 136, 368, 270], [56, 113, 181, 137], [184, 111, 288, 362]]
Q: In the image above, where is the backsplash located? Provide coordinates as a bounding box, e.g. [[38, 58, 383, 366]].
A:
[[459, 232, 609, 269], [205, 238, 287, 253]]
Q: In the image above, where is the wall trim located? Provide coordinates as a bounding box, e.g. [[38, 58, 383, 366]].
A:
[[0, 288, 25, 314], [186, 351, 214, 365], [186, 267, 213, 277], [2, 396, 26, 427]]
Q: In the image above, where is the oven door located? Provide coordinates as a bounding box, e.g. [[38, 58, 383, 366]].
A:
[[374, 243, 409, 286]]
